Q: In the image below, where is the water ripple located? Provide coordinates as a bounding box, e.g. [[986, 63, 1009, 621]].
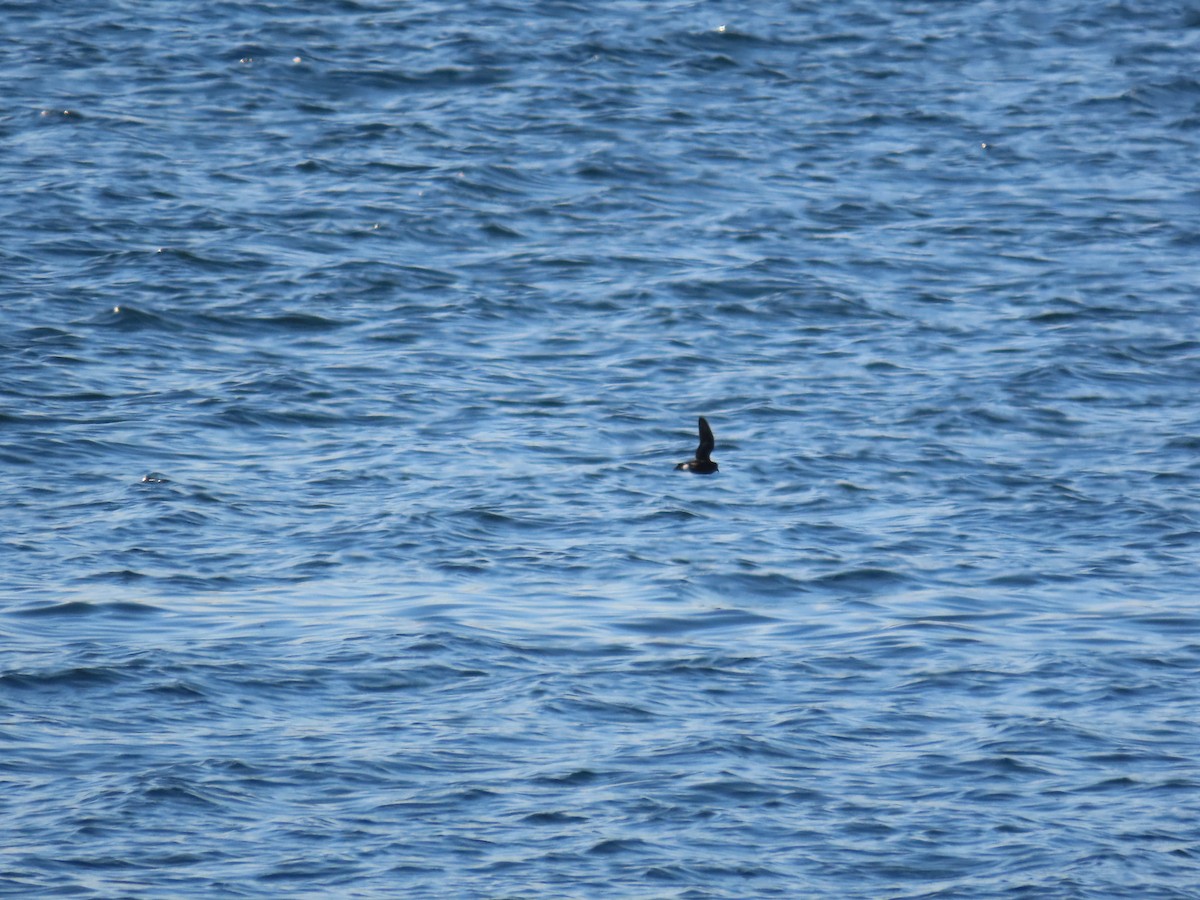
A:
[[3, 0, 1200, 897]]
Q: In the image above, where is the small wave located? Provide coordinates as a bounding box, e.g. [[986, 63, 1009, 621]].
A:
[[813, 567, 910, 590], [11, 600, 108, 617], [617, 607, 776, 636], [7, 597, 163, 620], [520, 810, 588, 825], [0, 665, 124, 690], [88, 304, 175, 333]]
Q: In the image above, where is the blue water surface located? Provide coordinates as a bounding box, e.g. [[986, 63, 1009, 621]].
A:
[[3, 1, 1200, 897]]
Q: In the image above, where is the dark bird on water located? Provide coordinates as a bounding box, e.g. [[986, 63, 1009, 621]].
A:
[[675, 416, 718, 474]]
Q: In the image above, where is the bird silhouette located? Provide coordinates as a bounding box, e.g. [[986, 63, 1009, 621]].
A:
[[674, 416, 718, 474]]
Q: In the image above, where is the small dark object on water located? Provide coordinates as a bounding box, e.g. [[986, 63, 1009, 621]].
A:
[[675, 416, 718, 474]]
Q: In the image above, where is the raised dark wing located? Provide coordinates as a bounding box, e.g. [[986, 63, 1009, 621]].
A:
[[696, 416, 714, 461]]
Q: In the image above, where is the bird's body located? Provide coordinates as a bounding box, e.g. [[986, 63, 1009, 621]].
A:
[[675, 416, 718, 474]]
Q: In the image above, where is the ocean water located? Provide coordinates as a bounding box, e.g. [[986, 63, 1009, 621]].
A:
[[3, 1, 1200, 896]]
